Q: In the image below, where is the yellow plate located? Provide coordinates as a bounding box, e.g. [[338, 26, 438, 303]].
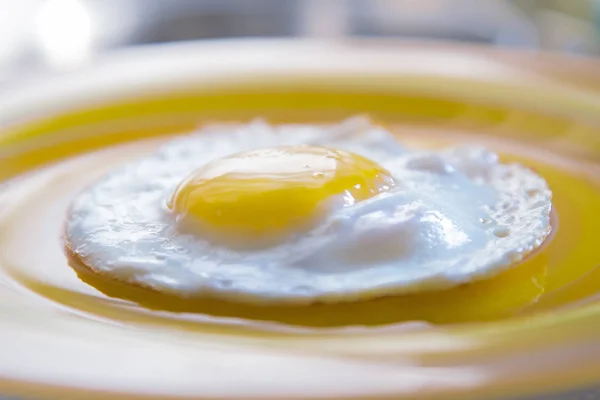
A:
[[0, 39, 599, 400]]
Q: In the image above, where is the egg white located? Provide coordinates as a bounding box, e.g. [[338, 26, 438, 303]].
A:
[[65, 117, 552, 304]]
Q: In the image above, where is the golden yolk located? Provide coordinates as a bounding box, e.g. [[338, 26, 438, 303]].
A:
[[168, 145, 395, 244]]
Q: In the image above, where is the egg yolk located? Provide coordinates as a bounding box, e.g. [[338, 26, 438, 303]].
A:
[[168, 145, 396, 245]]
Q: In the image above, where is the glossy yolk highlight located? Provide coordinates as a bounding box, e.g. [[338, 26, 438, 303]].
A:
[[168, 145, 395, 245]]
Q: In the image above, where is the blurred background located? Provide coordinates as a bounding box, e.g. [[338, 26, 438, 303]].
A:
[[1, 0, 600, 89]]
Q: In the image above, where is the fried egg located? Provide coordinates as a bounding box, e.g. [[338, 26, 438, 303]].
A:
[[65, 117, 552, 304]]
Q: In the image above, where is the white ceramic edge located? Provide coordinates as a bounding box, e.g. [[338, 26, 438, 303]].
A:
[[2, 38, 600, 130]]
